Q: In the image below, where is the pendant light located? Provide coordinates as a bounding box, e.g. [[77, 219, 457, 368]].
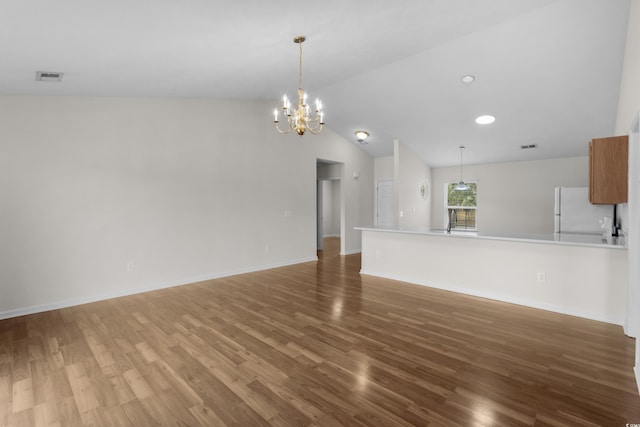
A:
[[454, 146, 469, 191]]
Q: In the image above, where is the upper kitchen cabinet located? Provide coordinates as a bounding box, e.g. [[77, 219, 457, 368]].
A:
[[589, 135, 628, 204]]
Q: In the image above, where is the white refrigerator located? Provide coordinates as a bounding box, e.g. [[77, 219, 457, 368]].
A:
[[554, 187, 613, 234]]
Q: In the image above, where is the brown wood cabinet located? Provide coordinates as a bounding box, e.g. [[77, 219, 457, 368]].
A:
[[589, 135, 628, 204]]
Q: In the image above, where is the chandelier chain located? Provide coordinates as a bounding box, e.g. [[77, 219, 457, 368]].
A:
[[298, 40, 303, 90]]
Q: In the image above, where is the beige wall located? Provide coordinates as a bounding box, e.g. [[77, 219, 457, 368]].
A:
[[431, 156, 588, 234], [0, 95, 374, 318]]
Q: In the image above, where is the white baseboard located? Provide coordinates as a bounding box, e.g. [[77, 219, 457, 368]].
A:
[[343, 249, 362, 255], [359, 269, 624, 326], [323, 234, 341, 238], [0, 257, 317, 321]]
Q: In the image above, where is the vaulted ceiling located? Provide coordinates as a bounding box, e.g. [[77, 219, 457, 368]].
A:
[[0, 0, 629, 167]]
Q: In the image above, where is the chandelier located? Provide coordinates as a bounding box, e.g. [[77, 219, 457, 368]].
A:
[[273, 36, 324, 136]]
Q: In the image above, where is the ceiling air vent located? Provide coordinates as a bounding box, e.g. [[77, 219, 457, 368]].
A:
[[520, 144, 537, 150], [36, 71, 64, 82]]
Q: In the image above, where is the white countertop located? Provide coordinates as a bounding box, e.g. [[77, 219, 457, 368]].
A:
[[355, 226, 626, 249]]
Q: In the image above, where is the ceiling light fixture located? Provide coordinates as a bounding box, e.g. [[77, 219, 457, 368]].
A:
[[274, 35, 324, 136], [355, 130, 369, 144], [454, 146, 469, 191], [461, 75, 475, 84], [475, 115, 496, 125]]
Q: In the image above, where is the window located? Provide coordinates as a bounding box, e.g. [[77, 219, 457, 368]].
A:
[[446, 182, 477, 230]]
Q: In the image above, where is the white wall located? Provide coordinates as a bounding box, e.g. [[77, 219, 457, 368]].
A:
[[395, 141, 432, 228], [431, 156, 588, 234], [374, 156, 394, 181], [616, 0, 639, 240], [0, 95, 374, 318], [616, 0, 640, 135], [615, 0, 639, 240], [627, 116, 639, 340], [613, 0, 640, 380], [317, 163, 342, 180]]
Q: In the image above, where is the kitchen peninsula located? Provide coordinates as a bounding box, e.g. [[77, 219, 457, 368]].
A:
[[356, 226, 627, 325]]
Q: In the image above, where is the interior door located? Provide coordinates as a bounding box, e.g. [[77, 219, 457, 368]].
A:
[[377, 180, 394, 227]]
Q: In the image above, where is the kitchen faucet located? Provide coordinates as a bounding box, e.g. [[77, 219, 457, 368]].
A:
[[447, 209, 457, 233]]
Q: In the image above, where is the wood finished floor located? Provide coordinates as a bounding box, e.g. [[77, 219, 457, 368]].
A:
[[1, 237, 640, 426]]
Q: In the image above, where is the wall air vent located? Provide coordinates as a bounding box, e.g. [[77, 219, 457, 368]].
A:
[[520, 144, 537, 150], [36, 71, 64, 82]]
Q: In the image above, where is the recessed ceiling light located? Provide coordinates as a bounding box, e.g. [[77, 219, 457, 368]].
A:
[[475, 115, 496, 125], [461, 75, 475, 84]]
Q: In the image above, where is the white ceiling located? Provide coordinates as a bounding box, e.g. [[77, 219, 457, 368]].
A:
[[0, 0, 629, 167]]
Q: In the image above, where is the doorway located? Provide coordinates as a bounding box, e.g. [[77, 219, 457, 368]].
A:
[[317, 160, 344, 254]]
